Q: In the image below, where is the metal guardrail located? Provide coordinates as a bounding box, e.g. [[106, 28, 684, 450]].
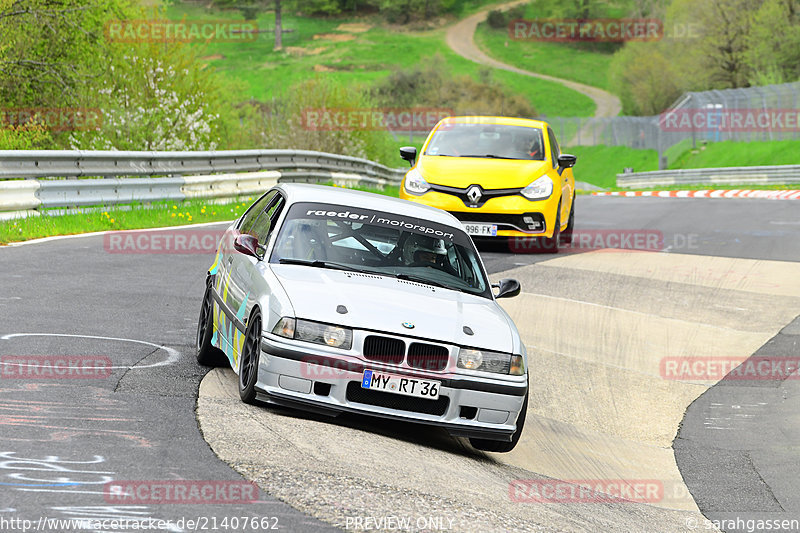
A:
[[616, 165, 800, 188], [0, 150, 407, 219]]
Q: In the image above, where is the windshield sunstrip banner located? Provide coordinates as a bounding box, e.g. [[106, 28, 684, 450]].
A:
[[290, 202, 470, 246]]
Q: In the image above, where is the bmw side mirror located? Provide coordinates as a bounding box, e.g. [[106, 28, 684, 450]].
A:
[[233, 233, 260, 259], [400, 146, 417, 166], [493, 278, 521, 299], [557, 154, 577, 169]]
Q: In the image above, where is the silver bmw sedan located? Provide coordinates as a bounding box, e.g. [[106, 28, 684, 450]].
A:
[[196, 183, 528, 452]]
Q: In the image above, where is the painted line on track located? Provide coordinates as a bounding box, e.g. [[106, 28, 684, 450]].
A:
[[0, 333, 181, 369]]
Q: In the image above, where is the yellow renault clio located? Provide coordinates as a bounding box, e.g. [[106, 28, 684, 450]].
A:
[[399, 116, 576, 252]]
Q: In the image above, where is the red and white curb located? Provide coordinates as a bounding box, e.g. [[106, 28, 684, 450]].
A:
[[592, 190, 800, 200]]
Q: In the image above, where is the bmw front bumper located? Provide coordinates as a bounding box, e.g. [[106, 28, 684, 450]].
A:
[[255, 334, 528, 442]]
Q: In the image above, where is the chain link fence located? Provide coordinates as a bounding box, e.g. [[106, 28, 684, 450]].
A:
[[544, 81, 800, 168]]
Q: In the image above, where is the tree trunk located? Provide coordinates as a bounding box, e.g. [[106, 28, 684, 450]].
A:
[[274, 0, 283, 51]]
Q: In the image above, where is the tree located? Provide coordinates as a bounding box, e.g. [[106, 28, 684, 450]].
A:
[[275, 0, 282, 50], [692, 0, 762, 88], [0, 0, 128, 108], [610, 42, 682, 115], [746, 0, 800, 84]]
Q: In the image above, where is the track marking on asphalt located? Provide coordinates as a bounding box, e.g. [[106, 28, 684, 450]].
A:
[[0, 333, 180, 369], [0, 220, 233, 248]]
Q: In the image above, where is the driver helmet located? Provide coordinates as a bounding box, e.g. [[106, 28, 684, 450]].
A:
[[404, 234, 447, 265]]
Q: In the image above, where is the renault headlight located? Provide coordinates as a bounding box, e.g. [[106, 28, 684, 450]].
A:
[[520, 176, 553, 200], [272, 318, 352, 350], [404, 167, 430, 195], [458, 348, 523, 375]]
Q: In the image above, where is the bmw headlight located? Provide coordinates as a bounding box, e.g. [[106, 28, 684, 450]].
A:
[[272, 318, 352, 350], [404, 167, 431, 195], [458, 348, 523, 375], [520, 176, 553, 200]]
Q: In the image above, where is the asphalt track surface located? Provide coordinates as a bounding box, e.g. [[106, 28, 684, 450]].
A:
[[1, 195, 798, 532]]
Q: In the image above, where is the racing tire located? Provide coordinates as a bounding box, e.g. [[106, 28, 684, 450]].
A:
[[469, 392, 528, 453], [238, 310, 262, 405], [537, 199, 561, 253], [559, 198, 575, 247], [196, 280, 227, 367]]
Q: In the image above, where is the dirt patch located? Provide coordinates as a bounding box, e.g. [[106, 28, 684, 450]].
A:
[[284, 46, 327, 56], [199, 54, 225, 61], [312, 33, 356, 42], [336, 22, 372, 33], [313, 64, 335, 72]]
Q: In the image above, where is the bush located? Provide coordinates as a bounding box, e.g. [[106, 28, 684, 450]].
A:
[[486, 10, 507, 29], [370, 54, 537, 118], [67, 36, 241, 151], [256, 77, 395, 164], [0, 123, 53, 150]]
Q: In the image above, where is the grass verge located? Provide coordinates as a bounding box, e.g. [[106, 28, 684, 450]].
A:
[[570, 139, 800, 189], [0, 184, 399, 245], [475, 22, 615, 93]]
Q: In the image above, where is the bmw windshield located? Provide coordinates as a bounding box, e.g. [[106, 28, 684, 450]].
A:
[[270, 201, 491, 298], [424, 123, 546, 161]]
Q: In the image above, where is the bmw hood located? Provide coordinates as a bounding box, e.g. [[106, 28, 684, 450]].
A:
[[416, 156, 548, 189], [271, 264, 514, 353]]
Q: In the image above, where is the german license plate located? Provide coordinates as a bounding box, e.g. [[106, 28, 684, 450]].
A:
[[361, 370, 440, 400], [463, 223, 498, 236]]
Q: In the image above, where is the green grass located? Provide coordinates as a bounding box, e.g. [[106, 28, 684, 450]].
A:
[[0, 199, 248, 245], [475, 22, 616, 93], [0, 184, 399, 244], [473, 0, 634, 96], [570, 145, 659, 188], [669, 139, 800, 169], [570, 139, 800, 189], [165, 3, 595, 117]]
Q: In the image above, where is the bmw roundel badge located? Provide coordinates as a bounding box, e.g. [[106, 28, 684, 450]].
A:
[[402, 322, 415, 329]]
